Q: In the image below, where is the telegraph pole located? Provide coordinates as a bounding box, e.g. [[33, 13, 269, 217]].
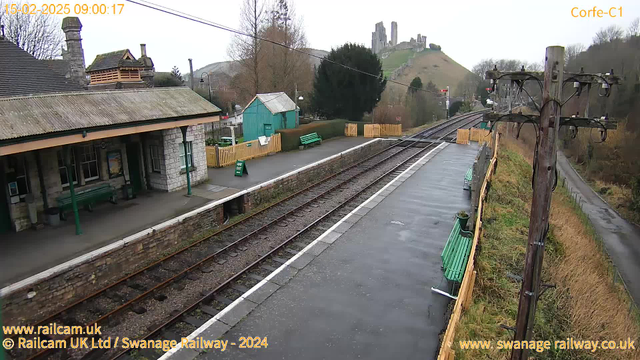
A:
[[510, 46, 564, 360], [484, 46, 620, 360]]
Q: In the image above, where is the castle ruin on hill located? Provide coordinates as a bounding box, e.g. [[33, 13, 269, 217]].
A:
[[371, 21, 427, 55]]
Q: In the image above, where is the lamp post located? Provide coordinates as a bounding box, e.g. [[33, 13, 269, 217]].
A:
[[200, 72, 212, 103], [294, 83, 304, 127]]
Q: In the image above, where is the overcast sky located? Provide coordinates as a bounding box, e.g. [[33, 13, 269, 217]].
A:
[[37, 0, 640, 73]]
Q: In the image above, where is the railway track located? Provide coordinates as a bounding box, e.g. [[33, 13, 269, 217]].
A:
[[10, 111, 485, 360]]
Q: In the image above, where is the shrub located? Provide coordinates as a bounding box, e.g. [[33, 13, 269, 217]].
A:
[[277, 120, 347, 151]]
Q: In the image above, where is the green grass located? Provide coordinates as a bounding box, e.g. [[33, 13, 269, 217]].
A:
[[453, 141, 640, 359], [381, 49, 471, 94], [453, 148, 574, 360], [382, 49, 413, 73]]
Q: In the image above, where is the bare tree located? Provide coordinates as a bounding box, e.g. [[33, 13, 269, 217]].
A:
[[564, 43, 585, 68], [593, 25, 624, 44], [228, 0, 266, 100], [472, 58, 523, 79], [471, 59, 495, 79], [261, 0, 311, 97], [455, 72, 480, 100], [0, 0, 64, 59], [627, 18, 639, 38]]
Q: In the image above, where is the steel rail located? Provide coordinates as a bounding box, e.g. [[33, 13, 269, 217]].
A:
[[108, 112, 485, 360], [21, 111, 484, 360]]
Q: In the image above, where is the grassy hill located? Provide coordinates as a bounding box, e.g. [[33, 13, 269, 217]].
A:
[[381, 49, 471, 94], [382, 49, 414, 77]]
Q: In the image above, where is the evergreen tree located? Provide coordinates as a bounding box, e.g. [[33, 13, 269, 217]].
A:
[[170, 66, 182, 81], [408, 77, 423, 94], [312, 43, 386, 121]]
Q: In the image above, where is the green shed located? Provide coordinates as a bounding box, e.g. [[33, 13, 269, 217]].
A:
[[242, 92, 298, 141]]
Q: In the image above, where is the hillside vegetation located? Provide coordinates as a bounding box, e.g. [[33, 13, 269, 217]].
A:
[[382, 49, 472, 93], [453, 137, 640, 360], [561, 33, 640, 224]]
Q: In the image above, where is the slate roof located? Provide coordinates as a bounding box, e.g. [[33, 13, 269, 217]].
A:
[[245, 92, 297, 115], [0, 38, 84, 98], [86, 50, 145, 72], [0, 88, 221, 142], [42, 59, 70, 78]]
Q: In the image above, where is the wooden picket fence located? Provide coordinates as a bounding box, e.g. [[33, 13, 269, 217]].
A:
[[206, 134, 281, 168], [364, 124, 402, 138], [456, 129, 470, 144], [364, 124, 380, 138], [437, 133, 499, 360], [470, 128, 491, 144], [345, 123, 358, 137]]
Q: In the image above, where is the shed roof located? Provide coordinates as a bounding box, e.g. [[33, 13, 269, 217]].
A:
[[86, 49, 145, 72], [0, 87, 221, 142], [0, 38, 84, 98], [245, 92, 297, 115]]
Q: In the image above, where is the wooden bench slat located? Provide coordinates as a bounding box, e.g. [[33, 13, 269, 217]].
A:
[[55, 183, 117, 219], [441, 219, 473, 283], [300, 132, 322, 145]]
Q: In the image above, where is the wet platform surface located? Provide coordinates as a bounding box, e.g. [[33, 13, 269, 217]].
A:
[[165, 142, 480, 360], [0, 137, 374, 287]]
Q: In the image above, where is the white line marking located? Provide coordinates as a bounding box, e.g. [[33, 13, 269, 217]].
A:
[[160, 141, 449, 359], [1, 139, 381, 297]]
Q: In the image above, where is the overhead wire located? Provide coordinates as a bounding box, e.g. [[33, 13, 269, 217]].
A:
[[125, 0, 432, 94]]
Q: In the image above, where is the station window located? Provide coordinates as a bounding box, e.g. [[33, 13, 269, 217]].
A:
[[150, 145, 163, 173], [6, 156, 30, 201], [79, 145, 100, 181], [57, 150, 78, 187], [179, 142, 193, 169]]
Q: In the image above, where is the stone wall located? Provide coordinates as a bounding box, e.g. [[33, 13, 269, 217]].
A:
[[162, 125, 208, 191], [1, 139, 391, 326], [3, 137, 133, 232], [244, 139, 391, 211], [3, 124, 210, 232], [1, 203, 224, 326]]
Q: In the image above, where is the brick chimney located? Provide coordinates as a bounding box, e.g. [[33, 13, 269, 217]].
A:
[[139, 43, 155, 87], [61, 17, 88, 87]]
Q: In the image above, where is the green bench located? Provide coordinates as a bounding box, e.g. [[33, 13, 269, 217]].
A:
[[441, 219, 473, 283], [300, 132, 322, 146], [56, 183, 117, 220], [463, 166, 472, 190]]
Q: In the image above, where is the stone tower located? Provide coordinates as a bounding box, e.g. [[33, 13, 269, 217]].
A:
[[391, 21, 398, 47], [61, 17, 87, 87], [371, 22, 387, 54]]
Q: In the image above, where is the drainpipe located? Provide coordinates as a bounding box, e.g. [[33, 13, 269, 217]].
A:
[[63, 145, 82, 235], [180, 126, 192, 196]]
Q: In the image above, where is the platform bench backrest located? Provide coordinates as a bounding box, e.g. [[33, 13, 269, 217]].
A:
[[300, 132, 322, 145]]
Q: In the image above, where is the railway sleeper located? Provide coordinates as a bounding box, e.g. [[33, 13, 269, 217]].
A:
[[182, 316, 206, 328], [199, 304, 219, 317]]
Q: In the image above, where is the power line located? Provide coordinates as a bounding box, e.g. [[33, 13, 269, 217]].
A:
[[125, 0, 429, 93]]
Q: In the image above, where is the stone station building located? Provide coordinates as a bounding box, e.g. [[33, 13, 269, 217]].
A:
[[0, 88, 220, 233]]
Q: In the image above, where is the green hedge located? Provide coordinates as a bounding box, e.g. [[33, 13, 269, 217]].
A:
[[277, 120, 347, 151]]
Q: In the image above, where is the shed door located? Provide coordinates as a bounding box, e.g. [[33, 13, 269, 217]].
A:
[[264, 124, 273, 137]]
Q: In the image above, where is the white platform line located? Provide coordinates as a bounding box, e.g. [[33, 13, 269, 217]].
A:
[[159, 141, 448, 359], [1, 139, 381, 297]]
